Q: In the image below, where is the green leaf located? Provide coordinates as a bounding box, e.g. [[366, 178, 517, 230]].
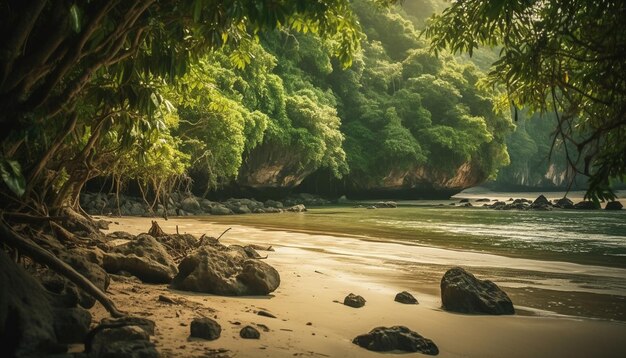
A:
[[0, 159, 26, 197], [69, 4, 81, 33]]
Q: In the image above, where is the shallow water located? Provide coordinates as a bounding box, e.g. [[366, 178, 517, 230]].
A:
[[195, 201, 626, 321], [203, 204, 626, 268]]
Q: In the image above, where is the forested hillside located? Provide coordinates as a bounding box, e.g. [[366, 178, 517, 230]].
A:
[[147, 0, 513, 198]]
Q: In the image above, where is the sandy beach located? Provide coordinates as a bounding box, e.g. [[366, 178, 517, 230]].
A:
[[92, 216, 626, 357]]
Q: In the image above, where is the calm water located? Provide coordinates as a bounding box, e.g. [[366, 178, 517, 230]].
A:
[[206, 204, 626, 269], [198, 199, 626, 321]]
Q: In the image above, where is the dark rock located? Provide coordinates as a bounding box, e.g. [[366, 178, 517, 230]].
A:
[[459, 198, 469, 203], [461, 202, 473, 207], [394, 291, 418, 304], [605, 201, 623, 210], [0, 251, 63, 357], [352, 326, 438, 355], [554, 197, 574, 209], [100, 316, 156, 335], [103, 234, 177, 283], [52, 307, 91, 344], [574, 201, 599, 210], [171, 245, 280, 295], [239, 326, 260, 339], [181, 197, 201, 213], [441, 267, 514, 315], [257, 310, 276, 318], [531, 195, 552, 210], [88, 325, 158, 358], [490, 201, 506, 209], [475, 198, 491, 202], [190, 317, 221, 340], [532, 195, 550, 206], [344, 293, 366, 308], [39, 271, 81, 307], [57, 248, 110, 308]]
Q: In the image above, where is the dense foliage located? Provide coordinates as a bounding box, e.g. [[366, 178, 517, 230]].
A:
[[167, 0, 512, 194], [0, 0, 395, 210], [424, 0, 626, 200], [0, 0, 516, 207]]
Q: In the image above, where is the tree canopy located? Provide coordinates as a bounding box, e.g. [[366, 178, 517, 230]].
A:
[[424, 0, 626, 200], [0, 0, 395, 209]]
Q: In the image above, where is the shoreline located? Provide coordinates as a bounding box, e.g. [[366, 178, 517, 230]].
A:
[[92, 216, 626, 357]]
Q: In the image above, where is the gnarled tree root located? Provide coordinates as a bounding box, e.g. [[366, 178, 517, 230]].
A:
[[0, 218, 125, 317]]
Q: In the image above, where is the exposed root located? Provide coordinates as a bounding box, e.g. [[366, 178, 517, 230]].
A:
[[0, 217, 125, 318]]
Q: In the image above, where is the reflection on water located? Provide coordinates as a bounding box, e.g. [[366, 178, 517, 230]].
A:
[[195, 202, 626, 321], [205, 204, 626, 268]]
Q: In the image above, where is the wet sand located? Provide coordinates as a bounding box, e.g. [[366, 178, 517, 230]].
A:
[[92, 217, 626, 357]]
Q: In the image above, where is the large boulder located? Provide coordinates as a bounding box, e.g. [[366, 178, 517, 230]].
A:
[[532, 195, 550, 206], [554, 197, 574, 209], [0, 251, 64, 357], [574, 201, 599, 210], [353, 326, 438, 355], [441, 267, 514, 315], [531, 195, 552, 210], [605, 201, 623, 210], [170, 244, 280, 295], [56, 248, 110, 308], [103, 234, 177, 283], [190, 317, 221, 340]]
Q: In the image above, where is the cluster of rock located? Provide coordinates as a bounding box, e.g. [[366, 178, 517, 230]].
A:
[[0, 219, 280, 357], [79, 192, 318, 217], [458, 195, 623, 211], [351, 267, 512, 355], [353, 201, 398, 209], [103, 228, 280, 296], [0, 247, 159, 358]]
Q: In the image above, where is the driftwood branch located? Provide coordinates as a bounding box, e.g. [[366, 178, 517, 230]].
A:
[[216, 227, 231, 241], [0, 218, 125, 317]]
